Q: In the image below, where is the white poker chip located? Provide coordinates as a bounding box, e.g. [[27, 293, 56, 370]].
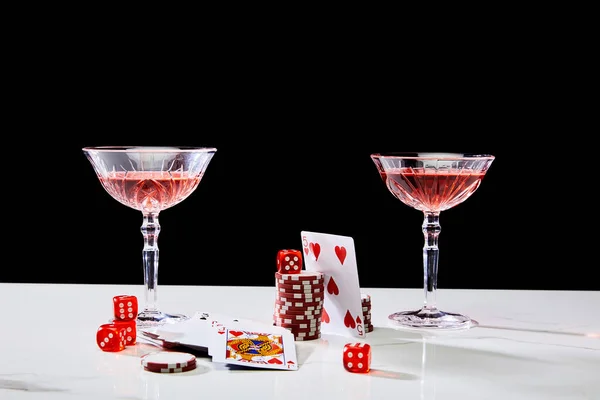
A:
[[141, 351, 196, 369]]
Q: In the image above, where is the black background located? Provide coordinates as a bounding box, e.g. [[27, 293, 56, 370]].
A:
[[3, 18, 589, 291]]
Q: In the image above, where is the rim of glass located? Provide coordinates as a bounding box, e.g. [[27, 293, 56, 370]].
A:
[[82, 146, 217, 153], [371, 152, 494, 160]]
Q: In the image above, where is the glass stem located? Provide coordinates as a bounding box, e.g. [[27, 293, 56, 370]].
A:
[[141, 212, 160, 313], [422, 211, 440, 311]]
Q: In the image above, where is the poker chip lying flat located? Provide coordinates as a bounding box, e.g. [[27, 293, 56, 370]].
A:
[[275, 271, 324, 282], [141, 351, 196, 370], [144, 362, 197, 374]]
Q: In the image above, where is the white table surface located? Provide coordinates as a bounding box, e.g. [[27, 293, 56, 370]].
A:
[[0, 283, 598, 400]]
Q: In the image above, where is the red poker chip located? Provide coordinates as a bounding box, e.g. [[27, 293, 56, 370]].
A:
[[361, 293, 371, 302], [275, 271, 324, 282], [274, 319, 321, 328], [274, 319, 320, 328], [276, 281, 325, 290], [141, 351, 196, 370], [274, 298, 323, 308], [276, 296, 323, 305], [273, 306, 322, 315], [295, 335, 321, 341], [276, 291, 323, 300], [276, 278, 325, 287], [275, 298, 324, 307], [274, 307, 322, 315], [275, 286, 325, 295], [294, 332, 322, 341], [144, 362, 197, 374], [277, 325, 320, 334], [274, 312, 320, 321]]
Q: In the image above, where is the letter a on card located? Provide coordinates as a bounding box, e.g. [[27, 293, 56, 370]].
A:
[[301, 231, 365, 338]]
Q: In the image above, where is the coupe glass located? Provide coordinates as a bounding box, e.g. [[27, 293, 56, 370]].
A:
[[370, 152, 495, 330], [83, 146, 217, 328]]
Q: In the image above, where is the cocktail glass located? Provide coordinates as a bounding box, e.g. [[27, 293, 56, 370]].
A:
[[370, 152, 495, 330], [83, 146, 217, 328]]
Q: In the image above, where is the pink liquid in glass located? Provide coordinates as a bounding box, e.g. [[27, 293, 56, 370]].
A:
[[99, 171, 203, 213], [381, 168, 486, 212]]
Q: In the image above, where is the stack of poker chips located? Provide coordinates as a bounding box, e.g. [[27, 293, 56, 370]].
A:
[[362, 293, 373, 333], [273, 271, 325, 341]]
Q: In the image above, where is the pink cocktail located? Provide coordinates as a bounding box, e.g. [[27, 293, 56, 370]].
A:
[[83, 146, 217, 328], [99, 171, 204, 213], [371, 152, 495, 330]]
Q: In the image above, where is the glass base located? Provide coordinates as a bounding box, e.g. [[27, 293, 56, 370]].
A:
[[388, 307, 478, 331], [136, 310, 189, 329]]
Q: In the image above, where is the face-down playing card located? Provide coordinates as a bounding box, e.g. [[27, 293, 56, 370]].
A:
[[301, 231, 365, 338]]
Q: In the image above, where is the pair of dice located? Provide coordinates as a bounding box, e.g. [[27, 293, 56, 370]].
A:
[[277, 249, 303, 273], [96, 295, 138, 352], [343, 342, 371, 373]]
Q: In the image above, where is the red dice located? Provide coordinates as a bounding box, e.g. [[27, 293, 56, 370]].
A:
[[276, 249, 302, 274], [112, 319, 137, 345], [96, 323, 127, 352], [343, 342, 371, 373], [113, 295, 138, 321]]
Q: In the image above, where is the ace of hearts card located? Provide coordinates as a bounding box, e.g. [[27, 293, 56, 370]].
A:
[[301, 231, 365, 338]]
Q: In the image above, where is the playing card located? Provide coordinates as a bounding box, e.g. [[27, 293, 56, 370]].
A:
[[211, 327, 298, 370], [301, 231, 365, 338]]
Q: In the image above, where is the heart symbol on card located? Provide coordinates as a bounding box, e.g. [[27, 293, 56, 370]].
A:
[[327, 277, 339, 296], [310, 242, 321, 261], [334, 246, 347, 265], [229, 330, 244, 337], [268, 357, 283, 365], [321, 307, 330, 323], [304, 247, 309, 255], [344, 310, 356, 329]]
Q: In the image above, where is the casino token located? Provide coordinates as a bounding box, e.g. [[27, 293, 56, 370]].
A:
[[275, 271, 324, 282], [144, 362, 197, 374], [273, 312, 320, 321], [273, 306, 322, 315], [276, 297, 323, 306], [276, 281, 325, 290], [278, 325, 319, 334], [361, 293, 371, 302], [274, 307, 322, 316], [276, 291, 322, 300], [276, 278, 324, 287], [274, 299, 323, 308], [274, 295, 323, 303], [274, 319, 320, 328], [274, 300, 323, 312], [276, 286, 325, 294], [141, 351, 196, 370], [274, 317, 321, 326], [294, 332, 321, 341]]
